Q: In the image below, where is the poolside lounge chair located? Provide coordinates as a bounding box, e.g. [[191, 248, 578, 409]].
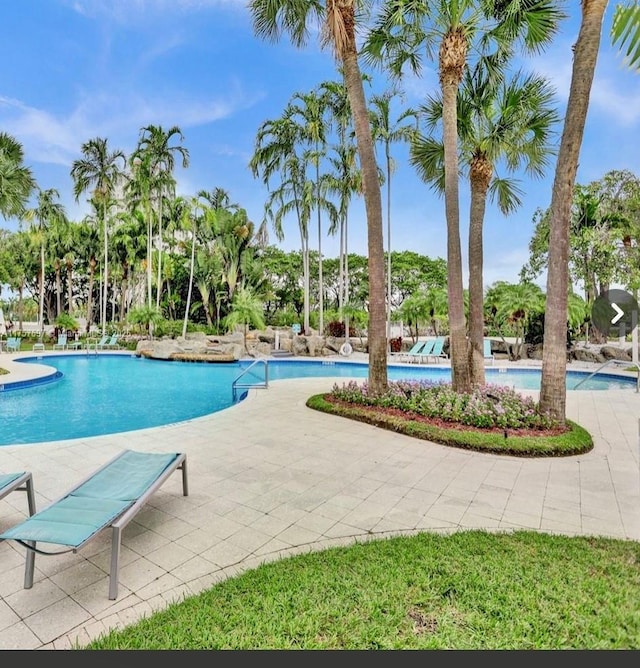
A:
[[0, 449, 188, 600], [483, 338, 495, 365], [427, 336, 447, 363], [91, 334, 110, 350], [389, 339, 427, 363], [103, 334, 121, 349], [411, 338, 437, 363], [6, 336, 21, 352], [0, 472, 36, 518], [52, 334, 67, 350]]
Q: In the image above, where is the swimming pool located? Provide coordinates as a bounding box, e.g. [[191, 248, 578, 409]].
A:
[[0, 354, 636, 446]]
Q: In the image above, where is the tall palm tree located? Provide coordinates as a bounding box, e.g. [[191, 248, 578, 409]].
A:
[[369, 89, 418, 347], [71, 137, 126, 336], [326, 142, 362, 340], [251, 115, 312, 334], [76, 217, 101, 332], [181, 196, 202, 338], [413, 65, 559, 385], [134, 125, 190, 311], [23, 188, 67, 334], [366, 0, 563, 393], [287, 90, 330, 333], [539, 0, 609, 424], [250, 0, 388, 395], [0, 132, 36, 220], [318, 77, 356, 334]]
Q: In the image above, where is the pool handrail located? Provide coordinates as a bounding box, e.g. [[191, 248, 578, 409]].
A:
[[232, 359, 269, 401], [572, 358, 640, 392]]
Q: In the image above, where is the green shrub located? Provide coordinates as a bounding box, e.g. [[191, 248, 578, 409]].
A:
[[329, 380, 559, 431]]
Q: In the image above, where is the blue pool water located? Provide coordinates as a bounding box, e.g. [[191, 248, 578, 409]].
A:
[[0, 354, 635, 446]]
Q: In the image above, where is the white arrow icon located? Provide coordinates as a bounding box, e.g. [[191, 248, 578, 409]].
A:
[[611, 303, 624, 324]]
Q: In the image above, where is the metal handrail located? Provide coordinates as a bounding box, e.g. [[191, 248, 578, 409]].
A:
[[572, 358, 640, 392], [232, 359, 269, 401]]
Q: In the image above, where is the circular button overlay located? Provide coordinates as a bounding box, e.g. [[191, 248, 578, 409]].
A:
[[591, 289, 639, 337]]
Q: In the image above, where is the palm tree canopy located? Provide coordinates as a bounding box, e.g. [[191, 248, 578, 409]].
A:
[[0, 132, 36, 219], [611, 1, 640, 70]]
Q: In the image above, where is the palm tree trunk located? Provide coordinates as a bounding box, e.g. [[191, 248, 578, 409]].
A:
[[442, 78, 470, 393], [86, 257, 96, 333], [102, 201, 108, 336], [539, 0, 608, 423], [342, 46, 387, 396], [468, 185, 487, 386], [39, 242, 45, 335]]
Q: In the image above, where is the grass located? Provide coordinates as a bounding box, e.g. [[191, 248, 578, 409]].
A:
[[83, 530, 640, 649]]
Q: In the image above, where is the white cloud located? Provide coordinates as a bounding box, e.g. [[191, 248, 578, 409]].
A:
[[0, 80, 264, 168]]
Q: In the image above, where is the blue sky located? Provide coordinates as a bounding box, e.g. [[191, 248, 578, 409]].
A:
[[1, 0, 638, 291]]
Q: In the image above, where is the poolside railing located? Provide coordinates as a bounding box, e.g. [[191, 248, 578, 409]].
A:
[[232, 359, 269, 401]]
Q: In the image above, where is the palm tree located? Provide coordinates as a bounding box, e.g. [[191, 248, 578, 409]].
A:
[[0, 132, 36, 220], [76, 217, 101, 332], [223, 286, 266, 355], [611, 1, 640, 70], [486, 280, 545, 360], [365, 0, 563, 393], [413, 64, 559, 385], [287, 90, 330, 334], [181, 196, 202, 339], [249, 0, 388, 396], [318, 77, 358, 336], [23, 188, 67, 334], [369, 89, 418, 348], [250, 115, 313, 335], [71, 137, 126, 336], [134, 125, 190, 311], [539, 0, 609, 424]]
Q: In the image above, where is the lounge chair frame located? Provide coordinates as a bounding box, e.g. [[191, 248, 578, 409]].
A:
[[0, 472, 36, 516], [1, 450, 188, 600]]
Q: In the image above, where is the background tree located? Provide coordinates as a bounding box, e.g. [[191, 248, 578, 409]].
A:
[[223, 286, 266, 354], [23, 188, 67, 334], [0, 132, 36, 221], [71, 137, 126, 335], [369, 88, 418, 346], [250, 0, 389, 396]]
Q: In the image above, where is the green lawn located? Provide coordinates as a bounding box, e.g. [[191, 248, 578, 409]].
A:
[[83, 530, 640, 649]]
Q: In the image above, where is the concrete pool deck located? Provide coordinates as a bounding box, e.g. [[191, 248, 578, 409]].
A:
[[0, 350, 639, 649]]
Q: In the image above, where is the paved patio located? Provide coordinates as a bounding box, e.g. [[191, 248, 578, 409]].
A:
[[0, 352, 638, 649]]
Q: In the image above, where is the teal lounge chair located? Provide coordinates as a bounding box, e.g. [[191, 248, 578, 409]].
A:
[[412, 338, 436, 363], [389, 339, 426, 363], [52, 334, 67, 350], [104, 333, 121, 349], [0, 450, 188, 600], [483, 338, 495, 365], [427, 336, 447, 363], [6, 336, 21, 352], [92, 334, 110, 350]]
